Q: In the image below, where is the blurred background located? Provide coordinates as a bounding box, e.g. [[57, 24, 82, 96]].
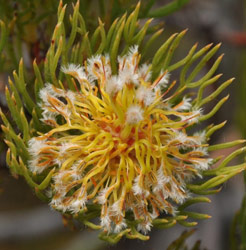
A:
[[0, 0, 246, 249]]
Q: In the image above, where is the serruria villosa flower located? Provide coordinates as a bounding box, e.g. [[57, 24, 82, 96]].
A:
[[1, 1, 246, 243], [28, 46, 212, 234]]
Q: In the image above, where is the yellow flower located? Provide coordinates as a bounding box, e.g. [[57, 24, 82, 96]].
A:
[[28, 46, 212, 234]]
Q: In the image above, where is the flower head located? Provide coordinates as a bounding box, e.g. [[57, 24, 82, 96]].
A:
[[28, 47, 213, 234], [2, 2, 245, 244]]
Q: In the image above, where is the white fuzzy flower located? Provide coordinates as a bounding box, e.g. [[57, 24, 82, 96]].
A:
[[118, 67, 139, 86], [118, 46, 140, 86], [169, 131, 204, 148], [153, 165, 170, 193], [138, 63, 152, 81], [193, 158, 213, 170], [68, 196, 87, 214], [39, 83, 61, 106], [71, 160, 84, 173], [87, 55, 111, 82], [100, 214, 111, 232], [40, 109, 57, 125], [169, 184, 187, 204], [66, 90, 76, 104], [128, 45, 139, 56], [61, 64, 87, 82], [59, 142, 78, 156], [50, 197, 66, 212], [28, 159, 43, 173], [97, 187, 110, 204], [114, 220, 127, 233], [132, 175, 150, 197], [137, 221, 152, 234], [149, 209, 159, 220], [105, 76, 124, 96], [124, 45, 139, 68], [136, 86, 155, 106], [193, 131, 207, 144], [179, 108, 203, 124], [159, 71, 170, 87], [174, 97, 192, 111], [28, 137, 56, 173], [194, 147, 208, 156], [110, 199, 123, 217], [28, 137, 47, 156], [169, 131, 188, 144], [39, 83, 74, 119], [126, 105, 144, 124], [154, 71, 170, 91]]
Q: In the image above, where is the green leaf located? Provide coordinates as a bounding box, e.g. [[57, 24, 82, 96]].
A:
[[109, 15, 126, 74], [147, 0, 190, 18], [179, 197, 211, 210], [0, 20, 7, 53]]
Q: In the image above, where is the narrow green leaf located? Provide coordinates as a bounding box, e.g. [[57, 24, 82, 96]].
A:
[[188, 187, 222, 195], [57, 3, 67, 23], [0, 20, 7, 53], [106, 17, 119, 52], [38, 168, 56, 190], [128, 2, 140, 41], [187, 54, 224, 88], [216, 147, 246, 170], [148, 0, 190, 17], [96, 19, 106, 54], [110, 16, 126, 74], [7, 150, 21, 176], [152, 33, 178, 72], [180, 43, 213, 87], [5, 87, 23, 131], [132, 18, 152, 46], [126, 227, 149, 241], [179, 197, 211, 210], [198, 77, 234, 107], [178, 220, 197, 227], [162, 29, 187, 70], [186, 43, 221, 84], [33, 59, 44, 101], [8, 78, 23, 111], [167, 43, 197, 72], [4, 140, 17, 157], [14, 60, 36, 113], [83, 32, 92, 58], [181, 211, 211, 220], [66, 0, 79, 53], [51, 36, 63, 86], [195, 74, 222, 105], [208, 140, 246, 151], [78, 12, 87, 35], [142, 28, 163, 58], [20, 108, 30, 142], [91, 26, 101, 52], [141, 0, 156, 17], [154, 219, 177, 229], [19, 157, 38, 188], [206, 120, 227, 138], [199, 95, 229, 121], [152, 218, 169, 225], [83, 220, 102, 230], [1, 125, 29, 161], [0, 108, 14, 132]]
